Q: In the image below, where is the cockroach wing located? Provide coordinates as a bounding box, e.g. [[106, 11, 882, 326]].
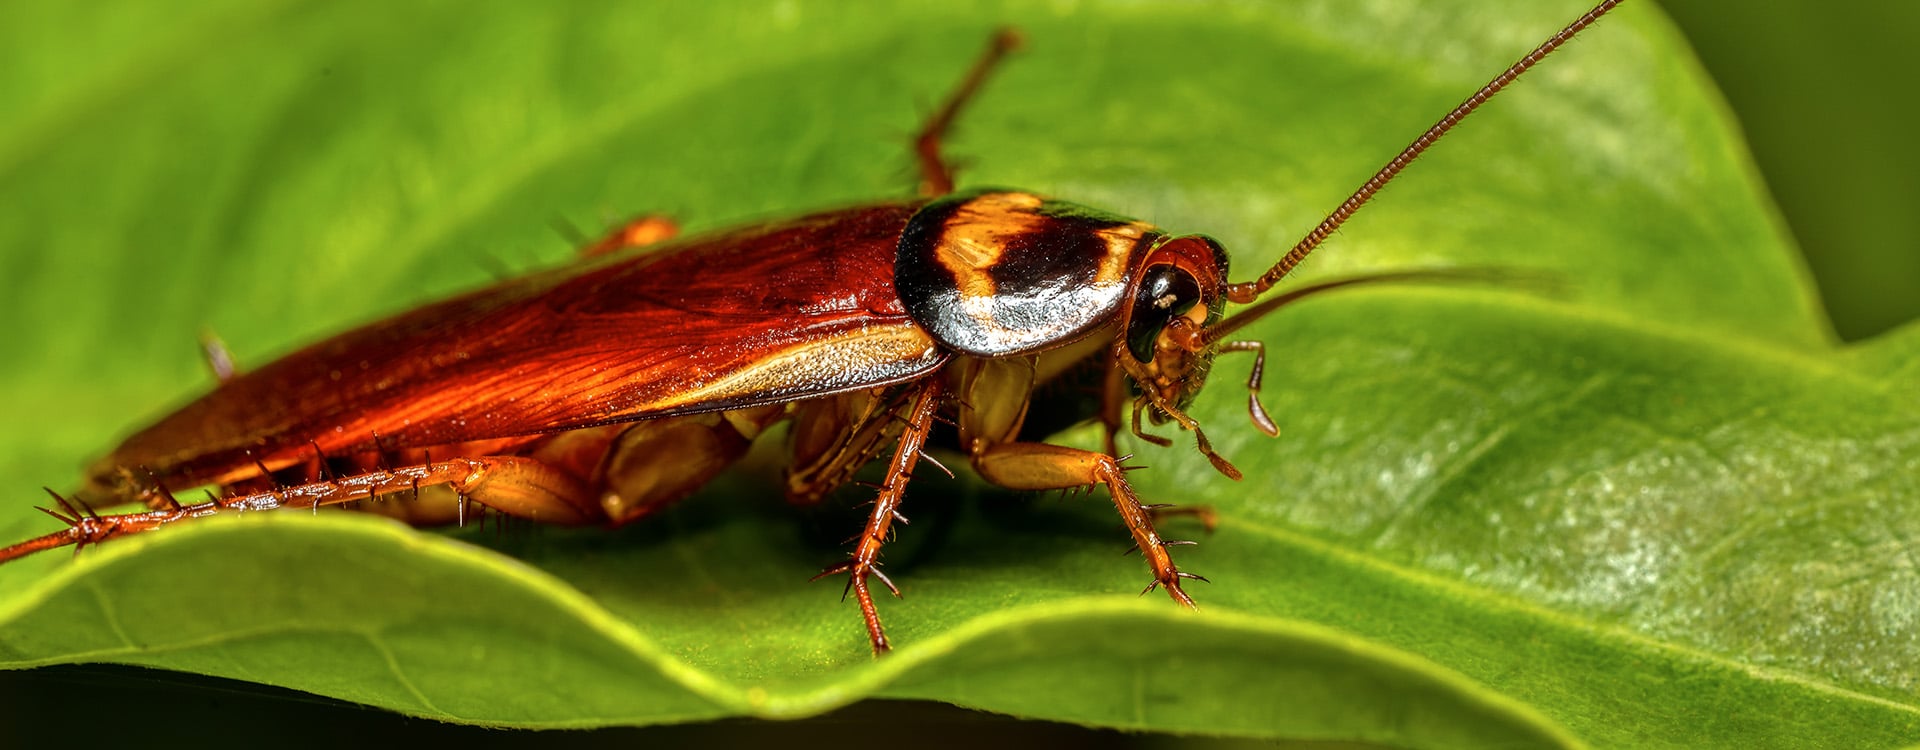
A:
[[100, 202, 946, 491]]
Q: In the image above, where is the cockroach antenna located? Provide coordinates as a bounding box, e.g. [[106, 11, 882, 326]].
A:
[[1225, 0, 1624, 305]]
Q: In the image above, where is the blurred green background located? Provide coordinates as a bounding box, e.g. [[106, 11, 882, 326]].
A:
[[0, 0, 1913, 747], [1664, 0, 1919, 342]]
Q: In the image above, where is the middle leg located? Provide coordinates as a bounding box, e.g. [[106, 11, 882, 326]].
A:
[[813, 376, 945, 654]]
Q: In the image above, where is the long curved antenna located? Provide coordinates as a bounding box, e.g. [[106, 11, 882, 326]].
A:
[[1205, 267, 1563, 344], [1225, 0, 1623, 305]]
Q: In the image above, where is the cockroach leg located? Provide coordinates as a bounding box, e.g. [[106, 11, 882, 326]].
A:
[[916, 450, 955, 479], [969, 440, 1203, 608], [307, 440, 336, 485], [246, 453, 280, 492], [0, 456, 607, 565], [450, 456, 603, 524], [812, 376, 944, 655], [144, 468, 181, 512], [578, 214, 681, 259], [592, 407, 782, 524], [1098, 358, 1130, 457], [913, 27, 1023, 198], [785, 388, 911, 506], [370, 431, 394, 473], [1214, 340, 1279, 437], [105, 465, 180, 512], [1129, 396, 1174, 448]]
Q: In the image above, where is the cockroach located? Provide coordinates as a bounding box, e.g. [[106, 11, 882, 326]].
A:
[[0, 1, 1622, 653]]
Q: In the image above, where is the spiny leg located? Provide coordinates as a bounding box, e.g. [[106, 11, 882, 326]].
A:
[[1095, 359, 1216, 534], [970, 441, 1206, 607], [812, 376, 944, 654], [0, 456, 605, 564], [785, 388, 911, 506], [913, 28, 1022, 198]]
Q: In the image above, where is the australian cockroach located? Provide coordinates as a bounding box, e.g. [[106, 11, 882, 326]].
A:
[[0, 1, 1621, 654]]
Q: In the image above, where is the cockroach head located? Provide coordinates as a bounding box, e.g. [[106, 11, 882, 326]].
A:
[[1118, 234, 1230, 417]]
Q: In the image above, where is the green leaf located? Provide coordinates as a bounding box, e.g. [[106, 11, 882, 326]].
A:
[[1, 1, 1914, 747]]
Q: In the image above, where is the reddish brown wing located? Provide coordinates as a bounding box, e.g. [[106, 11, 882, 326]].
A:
[[99, 202, 946, 491]]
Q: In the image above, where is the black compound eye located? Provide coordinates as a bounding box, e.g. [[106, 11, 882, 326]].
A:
[[1126, 265, 1202, 362]]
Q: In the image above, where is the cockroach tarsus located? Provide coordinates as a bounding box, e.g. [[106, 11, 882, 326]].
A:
[[0, 1, 1624, 655]]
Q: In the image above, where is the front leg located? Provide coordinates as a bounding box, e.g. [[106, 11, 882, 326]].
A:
[[970, 440, 1205, 606]]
